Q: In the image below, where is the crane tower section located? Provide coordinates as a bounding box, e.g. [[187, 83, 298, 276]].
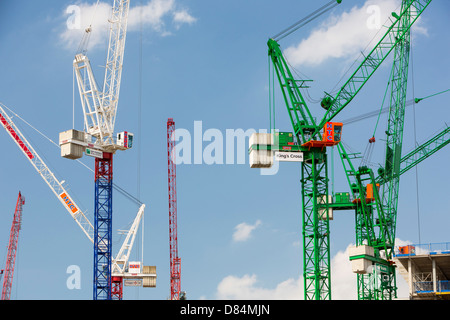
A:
[[1, 192, 25, 300], [167, 118, 181, 300], [59, 0, 133, 300]]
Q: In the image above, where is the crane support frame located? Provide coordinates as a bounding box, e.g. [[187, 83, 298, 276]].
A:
[[301, 150, 331, 300], [167, 118, 181, 300], [1, 192, 25, 300], [94, 154, 113, 300]]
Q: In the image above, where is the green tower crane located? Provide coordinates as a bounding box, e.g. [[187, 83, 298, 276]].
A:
[[252, 0, 432, 300], [338, 0, 439, 300]]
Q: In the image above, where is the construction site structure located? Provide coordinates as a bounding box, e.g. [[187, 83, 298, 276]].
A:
[[167, 118, 182, 300], [58, 0, 138, 300], [0, 103, 156, 300], [394, 243, 450, 300], [250, 0, 435, 300], [1, 192, 25, 300]]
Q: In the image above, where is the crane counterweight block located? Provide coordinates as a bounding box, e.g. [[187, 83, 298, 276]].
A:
[[59, 129, 134, 160]]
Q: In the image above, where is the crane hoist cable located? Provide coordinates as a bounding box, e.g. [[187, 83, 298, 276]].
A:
[[341, 85, 450, 126], [272, 0, 341, 41], [76, 0, 101, 54], [414, 88, 450, 103], [410, 41, 421, 245]]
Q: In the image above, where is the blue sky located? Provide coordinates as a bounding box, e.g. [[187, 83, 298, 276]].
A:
[[0, 0, 449, 300]]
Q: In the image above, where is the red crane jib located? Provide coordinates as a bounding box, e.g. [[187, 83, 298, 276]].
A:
[[0, 113, 34, 160]]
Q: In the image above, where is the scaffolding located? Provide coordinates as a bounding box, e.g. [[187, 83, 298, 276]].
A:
[[394, 242, 450, 300]]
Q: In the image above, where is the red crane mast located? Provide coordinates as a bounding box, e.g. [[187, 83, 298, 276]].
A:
[[1, 192, 25, 300], [167, 118, 181, 300]]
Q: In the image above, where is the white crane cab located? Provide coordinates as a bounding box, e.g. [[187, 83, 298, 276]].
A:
[[116, 131, 134, 150]]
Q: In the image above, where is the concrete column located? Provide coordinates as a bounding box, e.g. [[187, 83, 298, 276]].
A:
[[408, 259, 413, 297], [432, 258, 437, 293]]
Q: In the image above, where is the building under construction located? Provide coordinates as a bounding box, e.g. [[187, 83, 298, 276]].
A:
[[394, 243, 450, 300]]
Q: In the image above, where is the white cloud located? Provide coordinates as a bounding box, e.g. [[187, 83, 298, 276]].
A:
[[232, 220, 262, 242], [173, 10, 197, 26], [215, 240, 411, 300], [216, 274, 303, 300], [283, 0, 427, 68], [59, 0, 196, 51]]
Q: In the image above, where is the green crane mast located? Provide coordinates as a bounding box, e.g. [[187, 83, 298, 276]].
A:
[[260, 0, 432, 300], [267, 37, 331, 301]]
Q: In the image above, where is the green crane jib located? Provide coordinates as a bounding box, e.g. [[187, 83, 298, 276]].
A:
[[318, 0, 432, 136], [379, 124, 450, 184], [259, 0, 432, 300]]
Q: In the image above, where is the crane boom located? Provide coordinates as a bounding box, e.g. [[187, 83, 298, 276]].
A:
[[0, 103, 95, 242], [263, 0, 432, 300], [112, 204, 145, 276], [0, 103, 152, 295], [1, 192, 25, 300], [101, 0, 130, 136], [267, 39, 317, 144], [318, 0, 432, 133], [73, 0, 131, 150], [375, 125, 450, 184]]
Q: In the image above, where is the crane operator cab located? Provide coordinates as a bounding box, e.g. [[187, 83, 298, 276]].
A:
[[301, 122, 343, 149], [117, 131, 134, 150], [322, 122, 342, 145]]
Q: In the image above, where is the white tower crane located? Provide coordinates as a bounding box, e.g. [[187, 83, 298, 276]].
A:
[[60, 0, 137, 299], [0, 103, 156, 298], [61, 0, 132, 157]]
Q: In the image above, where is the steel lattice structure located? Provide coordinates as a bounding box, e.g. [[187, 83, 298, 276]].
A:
[[0, 102, 154, 300], [94, 154, 114, 300], [167, 118, 181, 300], [260, 0, 433, 300], [1, 192, 25, 300], [71, 0, 132, 299]]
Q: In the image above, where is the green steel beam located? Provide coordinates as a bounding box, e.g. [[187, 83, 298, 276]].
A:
[[380, 0, 412, 255], [376, 125, 450, 186], [358, 0, 415, 301], [400, 126, 450, 175], [268, 36, 331, 300], [266, 0, 431, 301], [301, 150, 331, 300], [318, 0, 432, 133], [336, 142, 396, 300], [268, 39, 318, 144]]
